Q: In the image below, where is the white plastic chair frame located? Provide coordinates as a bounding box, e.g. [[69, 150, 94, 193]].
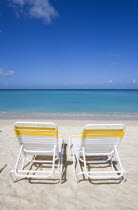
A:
[[69, 124, 127, 182], [9, 122, 64, 183]]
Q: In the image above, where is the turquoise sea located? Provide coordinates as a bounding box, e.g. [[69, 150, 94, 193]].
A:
[[0, 89, 138, 114]]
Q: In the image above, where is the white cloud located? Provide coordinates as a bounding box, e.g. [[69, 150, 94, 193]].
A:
[[0, 69, 15, 76], [12, 0, 25, 5], [10, 0, 58, 23], [132, 79, 137, 84], [108, 80, 113, 84]]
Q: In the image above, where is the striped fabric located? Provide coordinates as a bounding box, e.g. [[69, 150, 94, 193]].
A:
[[82, 129, 124, 139], [14, 123, 60, 155], [71, 125, 125, 155], [14, 126, 58, 138], [81, 128, 125, 153]]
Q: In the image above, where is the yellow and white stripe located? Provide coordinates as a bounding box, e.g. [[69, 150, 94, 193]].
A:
[[14, 126, 58, 138], [82, 129, 125, 139]]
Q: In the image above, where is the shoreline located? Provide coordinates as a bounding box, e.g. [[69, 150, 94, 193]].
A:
[[1, 112, 138, 120]]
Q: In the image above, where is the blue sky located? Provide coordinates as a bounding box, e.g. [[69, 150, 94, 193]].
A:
[[0, 0, 138, 89]]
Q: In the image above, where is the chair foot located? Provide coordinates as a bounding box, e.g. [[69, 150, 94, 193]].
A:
[[60, 173, 62, 184], [9, 170, 18, 183], [74, 174, 79, 183], [122, 175, 127, 182]]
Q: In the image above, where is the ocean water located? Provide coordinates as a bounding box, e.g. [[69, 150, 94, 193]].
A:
[[0, 89, 138, 114]]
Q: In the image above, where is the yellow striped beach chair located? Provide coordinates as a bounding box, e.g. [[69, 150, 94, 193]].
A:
[[10, 122, 64, 183], [69, 124, 127, 182]]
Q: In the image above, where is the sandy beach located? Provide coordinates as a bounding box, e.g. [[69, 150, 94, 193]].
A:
[[0, 118, 138, 210]]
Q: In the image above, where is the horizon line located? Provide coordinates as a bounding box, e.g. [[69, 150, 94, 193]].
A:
[[0, 88, 138, 90]]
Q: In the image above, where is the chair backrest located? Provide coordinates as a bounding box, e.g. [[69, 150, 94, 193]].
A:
[[14, 122, 58, 155], [81, 124, 125, 154]]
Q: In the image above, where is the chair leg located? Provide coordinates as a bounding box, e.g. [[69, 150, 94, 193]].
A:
[[9, 170, 18, 183], [73, 154, 80, 183], [60, 164, 63, 184], [123, 173, 127, 182]]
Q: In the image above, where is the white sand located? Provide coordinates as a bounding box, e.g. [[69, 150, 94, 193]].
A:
[[0, 119, 138, 210]]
